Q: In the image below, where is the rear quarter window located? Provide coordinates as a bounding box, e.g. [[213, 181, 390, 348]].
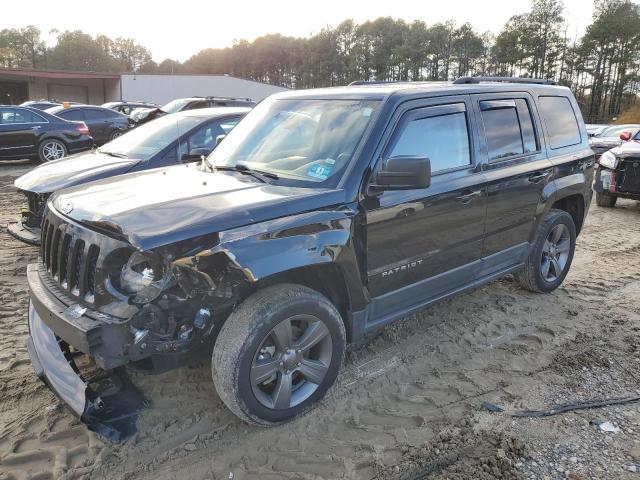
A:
[[538, 96, 581, 149]]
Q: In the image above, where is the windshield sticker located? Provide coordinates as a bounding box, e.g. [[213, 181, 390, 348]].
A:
[[362, 107, 373, 117], [306, 163, 332, 180]]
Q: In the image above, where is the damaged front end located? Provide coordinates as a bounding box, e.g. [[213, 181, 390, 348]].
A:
[[27, 206, 244, 440], [7, 190, 48, 246]]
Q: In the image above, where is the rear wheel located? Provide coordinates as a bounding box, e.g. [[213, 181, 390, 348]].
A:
[[212, 284, 346, 426], [596, 191, 617, 207], [38, 139, 67, 162], [516, 209, 576, 293]]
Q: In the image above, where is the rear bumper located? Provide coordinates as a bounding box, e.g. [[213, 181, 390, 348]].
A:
[[7, 221, 41, 245], [66, 136, 93, 153], [27, 301, 146, 441]]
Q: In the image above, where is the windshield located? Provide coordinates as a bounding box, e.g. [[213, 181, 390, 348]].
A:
[[597, 125, 639, 138], [99, 114, 203, 158], [209, 98, 379, 187], [161, 98, 191, 113]]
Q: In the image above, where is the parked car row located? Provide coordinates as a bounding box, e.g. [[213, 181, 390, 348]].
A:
[[8, 107, 249, 244], [1, 96, 257, 164], [9, 77, 596, 440], [588, 123, 640, 157], [130, 96, 255, 125]]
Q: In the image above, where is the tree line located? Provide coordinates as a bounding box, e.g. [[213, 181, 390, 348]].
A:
[[1, 0, 638, 122]]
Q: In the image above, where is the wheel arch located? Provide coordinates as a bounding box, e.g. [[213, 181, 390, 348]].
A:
[[550, 194, 585, 234], [251, 263, 354, 340]]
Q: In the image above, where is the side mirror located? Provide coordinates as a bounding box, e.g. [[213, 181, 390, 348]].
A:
[[620, 132, 631, 141], [181, 147, 211, 162], [216, 134, 226, 146], [372, 156, 431, 191]]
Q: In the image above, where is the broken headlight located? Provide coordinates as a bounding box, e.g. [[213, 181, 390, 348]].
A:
[[120, 251, 173, 304], [599, 151, 618, 169]]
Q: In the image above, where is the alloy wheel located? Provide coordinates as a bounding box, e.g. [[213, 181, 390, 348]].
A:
[[540, 224, 571, 282], [250, 315, 332, 410], [42, 141, 65, 161]]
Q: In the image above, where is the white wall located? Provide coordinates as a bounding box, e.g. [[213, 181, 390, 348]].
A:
[[120, 74, 288, 105]]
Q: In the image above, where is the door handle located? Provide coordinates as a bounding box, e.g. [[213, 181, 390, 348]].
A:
[[456, 189, 482, 204], [32, 125, 41, 129], [528, 171, 550, 183]]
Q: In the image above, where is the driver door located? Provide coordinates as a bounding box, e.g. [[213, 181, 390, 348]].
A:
[[362, 98, 487, 322]]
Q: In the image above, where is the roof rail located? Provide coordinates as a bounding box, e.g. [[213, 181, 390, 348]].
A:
[[192, 95, 253, 101], [348, 80, 407, 86], [453, 76, 557, 86]]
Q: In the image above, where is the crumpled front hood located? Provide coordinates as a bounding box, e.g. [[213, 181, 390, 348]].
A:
[[51, 163, 342, 251], [14, 152, 141, 194]]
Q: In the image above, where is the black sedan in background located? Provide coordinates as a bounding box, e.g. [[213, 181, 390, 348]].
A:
[[8, 107, 250, 245], [0, 105, 93, 162], [46, 105, 132, 145], [102, 101, 160, 115]]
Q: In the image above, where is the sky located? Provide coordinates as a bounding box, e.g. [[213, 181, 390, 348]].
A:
[[4, 0, 598, 63]]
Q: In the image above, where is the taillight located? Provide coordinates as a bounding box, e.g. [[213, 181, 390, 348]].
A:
[[609, 171, 618, 193], [75, 122, 90, 135]]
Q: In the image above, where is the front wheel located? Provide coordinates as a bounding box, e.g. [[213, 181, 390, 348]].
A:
[[38, 139, 67, 162], [515, 209, 576, 293], [212, 284, 346, 426], [596, 191, 617, 207]]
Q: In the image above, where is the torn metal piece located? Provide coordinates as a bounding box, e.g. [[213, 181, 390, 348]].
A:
[[27, 302, 147, 442]]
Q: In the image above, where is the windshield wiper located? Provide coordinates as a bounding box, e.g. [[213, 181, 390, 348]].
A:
[[215, 164, 279, 183], [98, 149, 128, 159]]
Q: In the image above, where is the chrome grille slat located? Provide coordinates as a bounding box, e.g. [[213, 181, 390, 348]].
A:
[[71, 240, 85, 297], [50, 228, 62, 278]]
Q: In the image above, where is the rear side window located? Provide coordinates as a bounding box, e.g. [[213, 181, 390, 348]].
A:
[[389, 108, 471, 173], [58, 109, 84, 121], [480, 98, 538, 161], [538, 96, 581, 149]]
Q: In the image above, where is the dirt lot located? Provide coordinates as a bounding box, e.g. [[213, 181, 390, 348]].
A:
[[1, 161, 640, 480]]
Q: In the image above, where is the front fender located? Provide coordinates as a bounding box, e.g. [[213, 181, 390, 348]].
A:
[[214, 210, 352, 281], [176, 207, 367, 310]]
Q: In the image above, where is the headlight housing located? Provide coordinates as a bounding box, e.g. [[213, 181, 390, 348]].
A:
[[120, 251, 172, 303], [599, 151, 618, 169]]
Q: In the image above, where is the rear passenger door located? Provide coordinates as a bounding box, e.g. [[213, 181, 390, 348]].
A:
[[473, 93, 553, 274]]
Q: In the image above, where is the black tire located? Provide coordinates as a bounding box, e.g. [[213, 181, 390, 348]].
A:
[[515, 209, 576, 293], [212, 284, 346, 426], [108, 129, 123, 142], [596, 191, 617, 207], [38, 139, 67, 163]]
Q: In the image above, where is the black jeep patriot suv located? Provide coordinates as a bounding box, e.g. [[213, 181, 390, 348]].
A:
[[26, 77, 594, 438]]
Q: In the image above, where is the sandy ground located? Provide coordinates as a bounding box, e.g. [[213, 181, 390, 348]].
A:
[[1, 160, 640, 480]]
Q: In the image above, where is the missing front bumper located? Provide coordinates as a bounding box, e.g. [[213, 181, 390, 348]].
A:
[[27, 302, 147, 442]]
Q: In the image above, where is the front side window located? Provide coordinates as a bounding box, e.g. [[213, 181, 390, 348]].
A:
[[388, 108, 471, 172], [210, 98, 379, 187], [538, 96, 581, 149], [0, 108, 43, 124], [85, 109, 106, 120], [177, 120, 228, 158]]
